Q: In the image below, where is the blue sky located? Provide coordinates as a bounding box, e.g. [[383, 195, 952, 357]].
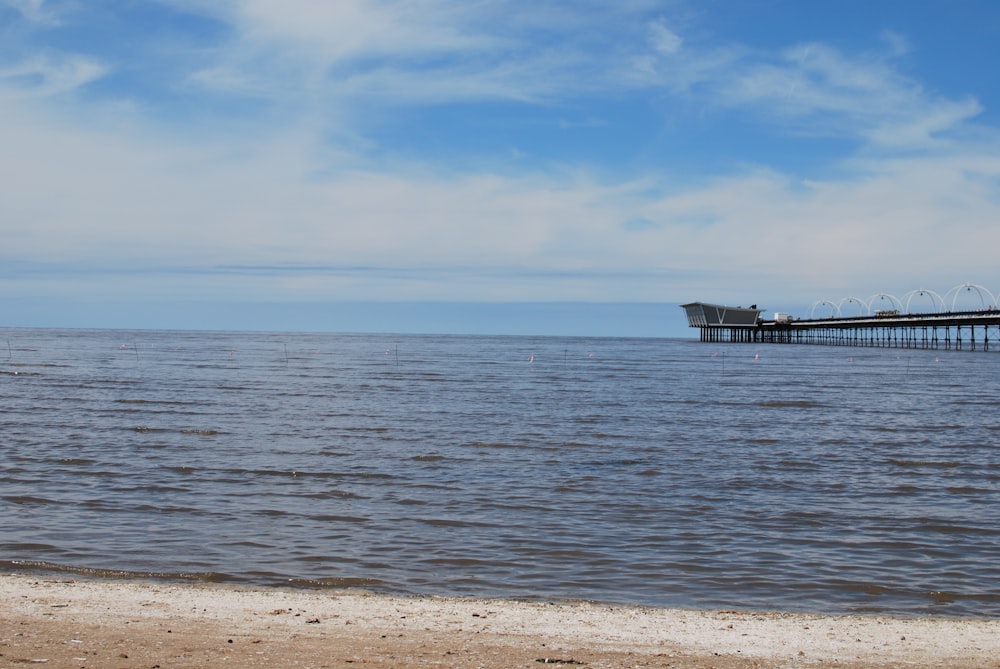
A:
[[2, 1, 1000, 336]]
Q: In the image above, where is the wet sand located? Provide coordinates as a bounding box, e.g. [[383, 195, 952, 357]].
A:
[[2, 574, 997, 668]]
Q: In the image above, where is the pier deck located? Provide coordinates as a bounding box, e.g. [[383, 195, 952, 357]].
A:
[[684, 303, 1000, 351]]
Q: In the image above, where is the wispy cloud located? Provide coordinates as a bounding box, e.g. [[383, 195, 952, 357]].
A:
[[3, 0, 58, 24], [0, 54, 106, 97], [634, 25, 984, 150], [166, 0, 671, 107], [720, 42, 982, 146]]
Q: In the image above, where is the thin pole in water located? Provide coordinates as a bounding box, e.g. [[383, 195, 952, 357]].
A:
[[395, 344, 399, 367], [133, 342, 139, 363], [284, 343, 289, 366], [6, 340, 11, 360]]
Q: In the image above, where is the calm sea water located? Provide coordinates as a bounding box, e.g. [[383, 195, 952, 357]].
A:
[[2, 327, 999, 617]]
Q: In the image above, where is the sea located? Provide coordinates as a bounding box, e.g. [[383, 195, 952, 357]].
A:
[[2, 327, 999, 617]]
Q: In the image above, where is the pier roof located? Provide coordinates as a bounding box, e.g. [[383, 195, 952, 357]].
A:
[[681, 302, 763, 328]]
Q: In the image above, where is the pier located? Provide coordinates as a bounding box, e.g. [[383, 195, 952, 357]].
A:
[[682, 286, 1000, 351]]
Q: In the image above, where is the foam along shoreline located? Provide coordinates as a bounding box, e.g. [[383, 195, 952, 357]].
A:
[[2, 574, 997, 668]]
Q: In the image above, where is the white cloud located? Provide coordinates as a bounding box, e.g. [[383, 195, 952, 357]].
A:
[[176, 0, 525, 102], [879, 29, 910, 57], [720, 44, 911, 121], [168, 0, 669, 108], [4, 75, 1000, 308], [236, 0, 490, 61], [3, 1, 1000, 313], [650, 20, 683, 55], [637, 31, 982, 149], [755, 44, 977, 145], [866, 96, 982, 147], [3, 0, 58, 24], [0, 55, 107, 98], [626, 144, 1000, 302]]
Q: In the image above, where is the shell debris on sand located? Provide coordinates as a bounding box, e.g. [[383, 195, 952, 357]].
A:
[[2, 574, 999, 668]]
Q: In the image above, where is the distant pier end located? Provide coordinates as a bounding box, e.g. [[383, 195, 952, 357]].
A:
[[681, 302, 764, 343], [681, 301, 1000, 351]]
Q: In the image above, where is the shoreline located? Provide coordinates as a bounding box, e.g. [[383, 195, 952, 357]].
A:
[[2, 574, 998, 668]]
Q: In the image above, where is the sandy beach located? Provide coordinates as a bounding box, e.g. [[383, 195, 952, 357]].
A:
[[1, 574, 997, 668]]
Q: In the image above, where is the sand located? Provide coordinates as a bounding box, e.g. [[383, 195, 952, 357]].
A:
[[1, 574, 997, 668]]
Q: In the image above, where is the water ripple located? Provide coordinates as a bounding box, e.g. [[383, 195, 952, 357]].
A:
[[2, 329, 999, 616]]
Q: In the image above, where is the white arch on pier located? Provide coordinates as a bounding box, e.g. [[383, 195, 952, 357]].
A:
[[945, 283, 997, 311], [866, 292, 903, 313], [810, 300, 838, 319], [902, 289, 946, 314], [837, 297, 868, 317]]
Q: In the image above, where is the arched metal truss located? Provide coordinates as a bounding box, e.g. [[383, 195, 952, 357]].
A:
[[902, 289, 946, 314], [809, 300, 838, 319], [866, 292, 903, 314], [945, 283, 997, 312], [802, 284, 999, 321], [837, 297, 867, 317]]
